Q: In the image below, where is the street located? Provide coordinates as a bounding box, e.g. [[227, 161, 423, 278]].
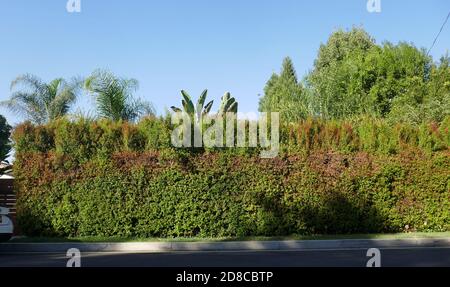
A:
[[1, 247, 449, 267]]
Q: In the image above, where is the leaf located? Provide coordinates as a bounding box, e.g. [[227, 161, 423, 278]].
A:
[[197, 89, 208, 119], [171, 106, 182, 113], [181, 90, 195, 115], [219, 92, 231, 113], [228, 102, 238, 113], [223, 97, 236, 113], [202, 100, 214, 117]]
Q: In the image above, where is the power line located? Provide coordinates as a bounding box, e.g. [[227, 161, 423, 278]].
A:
[[427, 11, 450, 56]]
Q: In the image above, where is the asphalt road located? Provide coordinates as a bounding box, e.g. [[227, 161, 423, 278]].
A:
[[1, 247, 449, 267]]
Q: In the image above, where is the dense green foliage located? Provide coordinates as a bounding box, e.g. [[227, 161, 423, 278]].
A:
[[259, 57, 308, 122], [260, 28, 450, 125], [5, 27, 450, 238], [0, 114, 11, 163], [0, 74, 78, 124], [308, 28, 377, 118], [12, 118, 449, 237]]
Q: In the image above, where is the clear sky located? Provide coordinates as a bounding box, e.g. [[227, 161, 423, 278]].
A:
[[0, 0, 449, 125]]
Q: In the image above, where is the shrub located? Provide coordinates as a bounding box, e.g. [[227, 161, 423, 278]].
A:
[[13, 150, 450, 237], [12, 118, 449, 237]]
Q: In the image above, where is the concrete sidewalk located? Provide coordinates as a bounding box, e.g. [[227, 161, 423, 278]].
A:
[[1, 237, 449, 253]]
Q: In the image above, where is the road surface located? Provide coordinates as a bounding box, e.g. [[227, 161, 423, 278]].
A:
[[1, 247, 449, 267]]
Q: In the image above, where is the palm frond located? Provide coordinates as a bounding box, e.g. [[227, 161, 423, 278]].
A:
[[84, 69, 154, 122], [4, 74, 78, 124], [10, 74, 46, 95]]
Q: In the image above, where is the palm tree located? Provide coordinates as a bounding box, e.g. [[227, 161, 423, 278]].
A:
[[0, 74, 78, 124], [84, 69, 154, 122]]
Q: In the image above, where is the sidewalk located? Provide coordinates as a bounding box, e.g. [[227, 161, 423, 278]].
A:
[[1, 237, 449, 253]]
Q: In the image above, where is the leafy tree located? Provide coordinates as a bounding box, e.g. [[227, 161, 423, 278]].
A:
[[259, 57, 308, 122], [425, 55, 450, 122], [366, 43, 432, 117], [84, 69, 154, 122], [0, 74, 78, 124], [388, 54, 450, 124], [259, 73, 279, 113], [257, 27, 448, 124], [307, 27, 442, 122], [308, 28, 376, 119], [312, 27, 375, 72], [0, 115, 11, 166]]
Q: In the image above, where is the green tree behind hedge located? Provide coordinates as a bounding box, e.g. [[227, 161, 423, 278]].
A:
[[308, 28, 377, 119], [305, 27, 448, 124], [388, 55, 450, 124], [259, 57, 309, 122], [0, 114, 11, 163]]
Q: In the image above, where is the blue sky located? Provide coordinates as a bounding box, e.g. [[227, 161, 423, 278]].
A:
[[0, 0, 449, 125]]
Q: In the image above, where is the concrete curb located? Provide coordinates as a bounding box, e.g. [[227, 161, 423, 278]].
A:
[[1, 238, 450, 253]]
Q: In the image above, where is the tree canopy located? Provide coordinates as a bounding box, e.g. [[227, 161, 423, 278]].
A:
[[84, 69, 155, 122], [259, 57, 308, 122], [261, 27, 449, 125], [0, 114, 11, 163], [0, 74, 78, 124]]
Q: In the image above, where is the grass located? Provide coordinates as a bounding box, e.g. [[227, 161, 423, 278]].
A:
[[7, 232, 450, 243]]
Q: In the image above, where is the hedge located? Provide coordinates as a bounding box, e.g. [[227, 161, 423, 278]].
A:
[[12, 116, 450, 237]]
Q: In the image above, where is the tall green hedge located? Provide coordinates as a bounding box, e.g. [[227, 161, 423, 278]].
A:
[[12, 116, 450, 237]]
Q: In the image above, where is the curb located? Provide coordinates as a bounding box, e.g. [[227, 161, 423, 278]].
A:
[[1, 238, 450, 253]]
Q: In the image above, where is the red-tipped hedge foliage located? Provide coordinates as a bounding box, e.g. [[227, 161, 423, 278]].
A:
[[12, 116, 450, 237]]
